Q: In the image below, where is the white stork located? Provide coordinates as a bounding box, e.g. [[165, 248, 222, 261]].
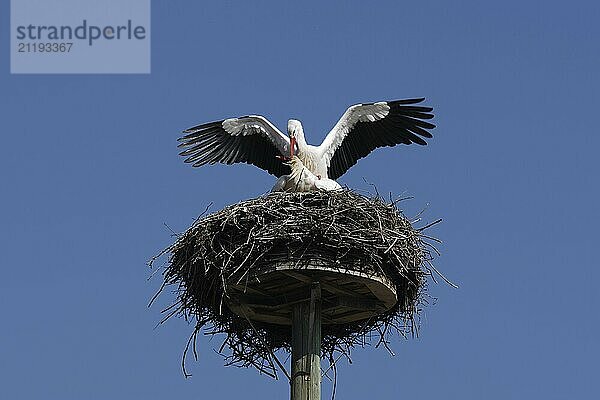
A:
[[178, 98, 435, 186], [271, 156, 342, 193]]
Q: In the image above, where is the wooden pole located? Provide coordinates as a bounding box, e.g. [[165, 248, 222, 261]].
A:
[[291, 282, 321, 400]]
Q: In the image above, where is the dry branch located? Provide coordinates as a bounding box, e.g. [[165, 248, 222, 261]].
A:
[[149, 189, 442, 377]]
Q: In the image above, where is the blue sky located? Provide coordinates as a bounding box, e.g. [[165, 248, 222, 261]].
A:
[[1, 1, 598, 398]]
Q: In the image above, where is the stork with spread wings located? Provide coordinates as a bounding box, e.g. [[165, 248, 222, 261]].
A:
[[178, 98, 435, 191]]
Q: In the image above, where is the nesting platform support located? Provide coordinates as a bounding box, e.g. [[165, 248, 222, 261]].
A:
[[291, 283, 322, 400], [226, 262, 397, 326], [226, 262, 399, 400]]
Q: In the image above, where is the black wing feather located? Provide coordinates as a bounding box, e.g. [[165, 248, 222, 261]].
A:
[[178, 119, 290, 177], [328, 98, 436, 180]]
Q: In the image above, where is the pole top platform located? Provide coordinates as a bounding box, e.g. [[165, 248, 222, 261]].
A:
[[226, 260, 397, 326]]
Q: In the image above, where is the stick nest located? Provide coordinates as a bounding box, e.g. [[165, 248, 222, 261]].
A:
[[149, 189, 442, 378]]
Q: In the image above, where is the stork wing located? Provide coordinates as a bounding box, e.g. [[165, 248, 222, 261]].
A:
[[318, 98, 435, 180], [178, 115, 291, 177]]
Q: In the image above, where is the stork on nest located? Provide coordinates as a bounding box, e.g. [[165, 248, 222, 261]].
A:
[[177, 98, 436, 190], [149, 98, 449, 386], [149, 189, 448, 379]]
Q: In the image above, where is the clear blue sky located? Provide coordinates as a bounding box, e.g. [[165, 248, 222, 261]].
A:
[[1, 1, 598, 399]]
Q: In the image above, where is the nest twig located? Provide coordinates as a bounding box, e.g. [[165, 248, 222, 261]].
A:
[[149, 189, 443, 378]]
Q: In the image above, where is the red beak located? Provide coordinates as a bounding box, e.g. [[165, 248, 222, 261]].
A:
[[290, 137, 296, 159]]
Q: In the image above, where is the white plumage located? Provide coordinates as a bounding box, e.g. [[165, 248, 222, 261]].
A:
[[179, 98, 435, 190], [271, 156, 342, 193]]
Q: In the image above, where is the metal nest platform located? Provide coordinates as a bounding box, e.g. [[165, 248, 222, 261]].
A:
[[150, 189, 442, 380]]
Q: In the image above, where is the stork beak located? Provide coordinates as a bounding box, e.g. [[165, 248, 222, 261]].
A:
[[290, 137, 296, 159], [276, 137, 297, 162]]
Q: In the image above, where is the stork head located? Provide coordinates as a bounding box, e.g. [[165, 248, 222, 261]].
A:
[[287, 119, 304, 158], [287, 119, 304, 140]]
